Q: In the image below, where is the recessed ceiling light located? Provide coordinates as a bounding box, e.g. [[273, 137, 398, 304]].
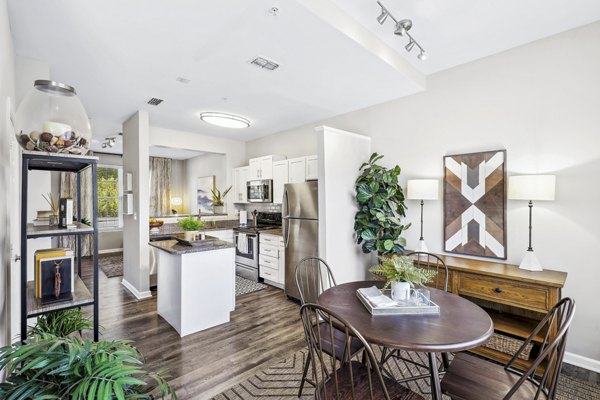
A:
[[199, 112, 250, 129]]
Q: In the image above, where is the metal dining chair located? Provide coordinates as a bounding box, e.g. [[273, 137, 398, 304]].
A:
[[379, 252, 451, 388], [441, 297, 576, 400], [300, 303, 426, 400], [295, 257, 364, 397]]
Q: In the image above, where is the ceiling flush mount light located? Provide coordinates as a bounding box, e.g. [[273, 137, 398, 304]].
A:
[[376, 1, 427, 61], [199, 112, 250, 129]]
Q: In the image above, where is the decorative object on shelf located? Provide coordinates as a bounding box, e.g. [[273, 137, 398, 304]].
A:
[[33, 210, 53, 226], [14, 80, 92, 155], [406, 179, 439, 252], [197, 175, 216, 214], [369, 254, 437, 301], [508, 174, 556, 271], [39, 256, 74, 305], [170, 196, 182, 214], [354, 153, 411, 255], [444, 150, 507, 259], [34, 248, 73, 298], [375, 1, 427, 60], [41, 192, 59, 226], [58, 197, 74, 228], [211, 185, 232, 214], [178, 216, 205, 241], [149, 218, 164, 228]]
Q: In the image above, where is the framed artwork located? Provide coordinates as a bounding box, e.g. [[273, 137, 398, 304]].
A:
[[196, 175, 215, 214], [443, 150, 507, 259]]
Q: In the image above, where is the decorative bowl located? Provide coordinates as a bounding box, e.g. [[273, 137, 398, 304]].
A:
[[149, 220, 164, 228]]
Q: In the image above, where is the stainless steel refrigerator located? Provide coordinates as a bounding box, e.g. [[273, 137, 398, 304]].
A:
[[283, 181, 319, 300]]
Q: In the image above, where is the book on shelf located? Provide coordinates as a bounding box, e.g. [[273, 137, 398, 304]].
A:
[[34, 248, 74, 298], [33, 218, 50, 226], [36, 210, 53, 219]]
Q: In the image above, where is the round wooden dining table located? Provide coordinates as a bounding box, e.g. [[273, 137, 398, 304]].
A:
[[318, 281, 494, 400]]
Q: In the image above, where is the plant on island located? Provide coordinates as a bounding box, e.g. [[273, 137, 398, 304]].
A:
[[369, 255, 437, 289], [177, 216, 204, 231]]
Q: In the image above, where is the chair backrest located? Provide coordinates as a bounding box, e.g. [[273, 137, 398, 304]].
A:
[[406, 251, 449, 291], [295, 257, 337, 304], [504, 297, 576, 400], [300, 303, 392, 400]]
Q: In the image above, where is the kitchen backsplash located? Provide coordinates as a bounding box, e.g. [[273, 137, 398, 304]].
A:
[[239, 203, 282, 213]]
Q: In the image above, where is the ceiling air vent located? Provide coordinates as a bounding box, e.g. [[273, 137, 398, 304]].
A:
[[249, 56, 279, 71], [147, 97, 164, 106]]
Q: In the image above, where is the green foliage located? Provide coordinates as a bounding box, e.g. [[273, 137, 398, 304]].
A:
[[211, 186, 232, 206], [177, 216, 204, 231], [29, 308, 93, 338], [0, 334, 176, 399], [369, 255, 437, 289], [98, 167, 120, 218], [354, 153, 411, 255]]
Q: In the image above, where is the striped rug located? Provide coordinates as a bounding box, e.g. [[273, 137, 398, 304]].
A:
[[211, 348, 600, 400]]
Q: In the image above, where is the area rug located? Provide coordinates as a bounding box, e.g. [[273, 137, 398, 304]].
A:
[[210, 348, 600, 400], [81, 253, 124, 278], [236, 276, 268, 297]]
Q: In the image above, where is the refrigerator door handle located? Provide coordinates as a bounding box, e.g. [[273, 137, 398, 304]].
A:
[[283, 217, 290, 248], [283, 187, 290, 218]]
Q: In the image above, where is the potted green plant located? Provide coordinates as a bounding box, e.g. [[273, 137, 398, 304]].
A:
[[211, 186, 231, 214], [354, 152, 411, 255], [178, 216, 204, 241], [369, 255, 437, 300]]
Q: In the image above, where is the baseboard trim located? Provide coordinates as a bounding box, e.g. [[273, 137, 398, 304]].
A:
[[564, 352, 600, 374], [99, 248, 123, 254], [121, 279, 152, 300]]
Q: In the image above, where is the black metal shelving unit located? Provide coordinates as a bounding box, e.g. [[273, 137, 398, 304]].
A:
[[20, 151, 99, 342]]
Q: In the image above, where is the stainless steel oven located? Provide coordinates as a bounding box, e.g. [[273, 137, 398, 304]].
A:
[[247, 179, 273, 203], [234, 230, 259, 281]]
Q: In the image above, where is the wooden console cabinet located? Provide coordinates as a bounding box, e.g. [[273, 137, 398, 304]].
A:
[[431, 254, 567, 374]]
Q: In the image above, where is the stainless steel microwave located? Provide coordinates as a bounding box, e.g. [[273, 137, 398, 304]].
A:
[[247, 179, 273, 203]]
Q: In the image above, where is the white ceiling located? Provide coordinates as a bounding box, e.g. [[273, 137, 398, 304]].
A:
[[149, 146, 208, 160], [8, 0, 600, 149]]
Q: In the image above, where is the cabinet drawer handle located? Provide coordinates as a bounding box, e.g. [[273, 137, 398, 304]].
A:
[[494, 287, 503, 293]]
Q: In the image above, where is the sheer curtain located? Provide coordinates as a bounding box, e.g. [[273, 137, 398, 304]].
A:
[[149, 157, 172, 217], [58, 169, 93, 256]]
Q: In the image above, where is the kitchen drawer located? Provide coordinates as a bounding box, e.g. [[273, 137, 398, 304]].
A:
[[260, 234, 283, 245], [457, 273, 549, 312], [260, 265, 279, 282], [260, 243, 279, 258], [259, 255, 278, 270]]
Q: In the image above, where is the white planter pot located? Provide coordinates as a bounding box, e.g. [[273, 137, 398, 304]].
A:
[[184, 231, 198, 241], [213, 205, 225, 214], [391, 281, 411, 301]]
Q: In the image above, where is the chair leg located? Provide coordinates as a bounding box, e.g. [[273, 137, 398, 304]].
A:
[[428, 352, 442, 400], [298, 351, 312, 397], [441, 352, 450, 370]]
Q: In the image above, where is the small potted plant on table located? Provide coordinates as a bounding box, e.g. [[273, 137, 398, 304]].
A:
[[369, 255, 437, 301], [211, 186, 231, 215], [178, 216, 204, 241]]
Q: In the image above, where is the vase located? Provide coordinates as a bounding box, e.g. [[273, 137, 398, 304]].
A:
[[391, 281, 411, 301], [184, 231, 198, 241]]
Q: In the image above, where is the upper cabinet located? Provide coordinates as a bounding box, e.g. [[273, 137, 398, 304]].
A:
[[272, 160, 289, 204], [306, 155, 318, 181], [233, 166, 249, 203], [288, 157, 307, 183], [248, 155, 285, 180]]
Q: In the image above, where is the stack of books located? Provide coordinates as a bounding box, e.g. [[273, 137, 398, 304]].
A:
[[33, 210, 53, 226]]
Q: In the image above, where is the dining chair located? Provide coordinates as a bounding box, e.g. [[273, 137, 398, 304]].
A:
[[380, 251, 451, 383], [441, 297, 576, 400], [300, 303, 426, 400], [295, 257, 364, 397]]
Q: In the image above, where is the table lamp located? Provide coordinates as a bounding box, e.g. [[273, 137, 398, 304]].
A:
[[508, 175, 556, 271], [170, 197, 183, 214], [406, 179, 439, 252]]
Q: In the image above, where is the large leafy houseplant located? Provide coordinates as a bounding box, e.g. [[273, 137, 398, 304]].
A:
[[354, 153, 411, 255], [0, 310, 176, 399]]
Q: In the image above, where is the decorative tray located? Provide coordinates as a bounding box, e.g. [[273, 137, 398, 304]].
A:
[[174, 235, 218, 247], [356, 288, 440, 316]]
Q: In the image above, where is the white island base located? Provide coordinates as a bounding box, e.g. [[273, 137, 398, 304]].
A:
[[155, 244, 235, 337]]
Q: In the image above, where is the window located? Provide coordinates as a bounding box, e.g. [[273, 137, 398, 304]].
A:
[[97, 165, 123, 229]]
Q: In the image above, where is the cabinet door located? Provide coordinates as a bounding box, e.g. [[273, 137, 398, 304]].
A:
[[288, 157, 307, 183], [306, 155, 318, 180], [239, 167, 249, 203], [278, 242, 285, 285], [272, 160, 289, 204], [249, 158, 261, 180], [260, 156, 273, 179]]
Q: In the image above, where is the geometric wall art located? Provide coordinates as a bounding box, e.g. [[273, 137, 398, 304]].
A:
[[443, 150, 507, 259]]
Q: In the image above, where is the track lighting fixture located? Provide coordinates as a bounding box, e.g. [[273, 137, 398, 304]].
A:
[[101, 136, 117, 149], [376, 1, 427, 61]]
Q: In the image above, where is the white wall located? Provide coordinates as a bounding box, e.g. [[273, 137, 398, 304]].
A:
[[247, 21, 600, 365], [246, 125, 318, 160], [0, 0, 15, 357], [185, 153, 226, 215], [318, 126, 374, 283]]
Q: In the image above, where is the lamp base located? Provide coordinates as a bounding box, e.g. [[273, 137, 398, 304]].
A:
[[415, 239, 429, 253], [519, 250, 543, 272]]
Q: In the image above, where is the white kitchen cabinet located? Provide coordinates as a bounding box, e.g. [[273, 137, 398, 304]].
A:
[[248, 155, 285, 180], [288, 157, 307, 183], [306, 155, 318, 180], [208, 229, 234, 243], [272, 160, 289, 204], [259, 234, 284, 288], [233, 166, 249, 203]]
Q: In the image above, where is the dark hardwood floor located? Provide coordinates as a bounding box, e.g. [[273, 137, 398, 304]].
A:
[[81, 260, 306, 399]]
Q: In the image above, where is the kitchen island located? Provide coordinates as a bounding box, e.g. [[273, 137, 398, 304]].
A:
[[149, 239, 236, 337]]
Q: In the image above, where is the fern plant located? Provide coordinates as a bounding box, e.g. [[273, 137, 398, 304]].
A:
[[369, 255, 437, 289], [29, 308, 93, 337], [177, 216, 204, 231]]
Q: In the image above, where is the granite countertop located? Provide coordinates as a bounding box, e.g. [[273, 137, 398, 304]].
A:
[[261, 228, 283, 236], [150, 219, 248, 238], [150, 213, 228, 219], [149, 239, 235, 255]]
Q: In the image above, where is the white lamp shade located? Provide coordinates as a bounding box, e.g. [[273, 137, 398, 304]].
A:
[[508, 175, 556, 201], [406, 179, 439, 200], [170, 197, 183, 206]]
